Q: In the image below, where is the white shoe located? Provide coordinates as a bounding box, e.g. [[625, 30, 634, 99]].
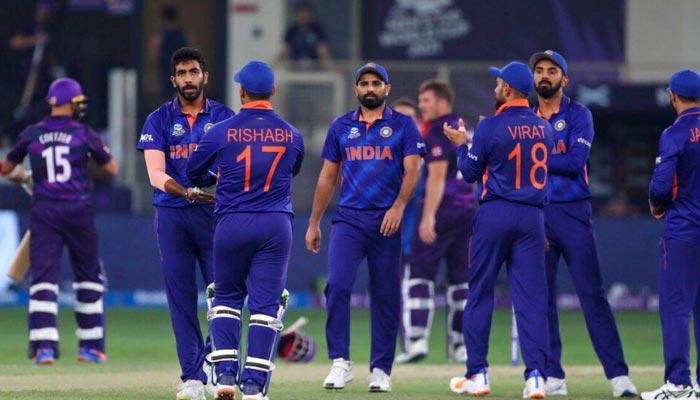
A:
[[523, 370, 545, 399], [395, 338, 428, 364], [545, 377, 567, 396], [449, 368, 490, 396], [202, 362, 216, 398], [323, 358, 353, 389], [449, 344, 467, 364], [368, 368, 392, 392], [176, 380, 206, 400], [611, 375, 639, 397], [640, 382, 696, 400]]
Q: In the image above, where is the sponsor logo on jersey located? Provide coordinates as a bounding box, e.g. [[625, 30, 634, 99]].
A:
[[379, 126, 393, 138], [554, 120, 566, 131], [348, 127, 360, 139], [204, 123, 214, 132], [139, 134, 154, 143], [656, 156, 662, 165], [417, 142, 425, 149], [467, 152, 478, 161], [172, 123, 185, 137], [577, 137, 592, 148]]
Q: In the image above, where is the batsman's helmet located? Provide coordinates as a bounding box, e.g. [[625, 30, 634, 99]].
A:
[[277, 331, 316, 363], [47, 78, 86, 106]]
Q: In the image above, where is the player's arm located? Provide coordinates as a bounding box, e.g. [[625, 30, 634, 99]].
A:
[[381, 154, 421, 237], [1, 127, 31, 182], [306, 160, 340, 253], [185, 132, 218, 188], [548, 108, 594, 177], [144, 150, 207, 203], [419, 160, 447, 244], [448, 119, 488, 183], [649, 131, 680, 218]]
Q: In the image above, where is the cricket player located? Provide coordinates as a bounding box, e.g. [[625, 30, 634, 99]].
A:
[[529, 50, 637, 397], [0, 77, 118, 365], [186, 60, 304, 400], [305, 62, 425, 392], [397, 79, 474, 364], [138, 47, 235, 400], [642, 70, 700, 400], [444, 61, 552, 398]]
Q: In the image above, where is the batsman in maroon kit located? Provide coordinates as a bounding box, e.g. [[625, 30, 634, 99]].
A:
[[1, 77, 118, 365]]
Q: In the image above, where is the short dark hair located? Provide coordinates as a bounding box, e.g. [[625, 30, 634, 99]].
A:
[[677, 94, 700, 103], [171, 47, 207, 76], [245, 89, 272, 101], [418, 79, 454, 104], [390, 97, 417, 110]]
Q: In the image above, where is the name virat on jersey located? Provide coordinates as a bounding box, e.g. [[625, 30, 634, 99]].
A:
[[226, 128, 295, 143]]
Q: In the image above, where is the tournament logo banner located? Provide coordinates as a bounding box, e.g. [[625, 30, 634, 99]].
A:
[[362, 0, 624, 61]]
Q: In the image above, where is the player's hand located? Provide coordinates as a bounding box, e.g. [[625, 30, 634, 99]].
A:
[[418, 216, 437, 244], [305, 225, 322, 253], [443, 119, 468, 146], [649, 202, 666, 220], [185, 187, 214, 203], [381, 204, 404, 237]]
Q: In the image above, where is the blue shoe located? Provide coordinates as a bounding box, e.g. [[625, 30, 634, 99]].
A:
[[77, 347, 107, 363], [242, 379, 264, 400], [216, 370, 237, 400], [33, 348, 54, 365]]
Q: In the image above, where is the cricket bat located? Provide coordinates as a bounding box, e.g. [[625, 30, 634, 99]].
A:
[[7, 230, 31, 283]]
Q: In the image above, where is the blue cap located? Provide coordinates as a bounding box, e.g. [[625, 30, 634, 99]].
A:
[[234, 60, 275, 94], [488, 62, 534, 96], [529, 50, 568, 76], [355, 62, 389, 84], [47, 78, 86, 106], [668, 69, 700, 98]]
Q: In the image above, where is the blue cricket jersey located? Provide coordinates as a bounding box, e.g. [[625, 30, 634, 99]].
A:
[[322, 106, 426, 210], [533, 95, 593, 202], [137, 97, 235, 207], [186, 101, 304, 215], [458, 99, 554, 207], [649, 107, 700, 243]]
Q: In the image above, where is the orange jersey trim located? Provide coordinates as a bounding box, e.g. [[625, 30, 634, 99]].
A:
[[495, 99, 530, 116], [186, 113, 197, 131], [241, 100, 273, 110]]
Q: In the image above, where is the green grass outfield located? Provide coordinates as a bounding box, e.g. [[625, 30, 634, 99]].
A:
[[0, 307, 678, 399]]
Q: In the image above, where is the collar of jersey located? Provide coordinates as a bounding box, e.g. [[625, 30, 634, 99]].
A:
[[533, 94, 570, 120], [241, 100, 273, 110], [171, 96, 212, 115], [675, 106, 700, 122], [495, 99, 530, 115], [351, 105, 392, 122]]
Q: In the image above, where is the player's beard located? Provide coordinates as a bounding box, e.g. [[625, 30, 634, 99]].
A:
[[535, 80, 561, 99], [177, 83, 204, 102], [358, 92, 386, 110], [494, 87, 506, 110]]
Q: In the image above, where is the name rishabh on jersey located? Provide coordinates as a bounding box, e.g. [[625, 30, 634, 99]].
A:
[[137, 97, 235, 208], [322, 106, 426, 210], [186, 101, 304, 215]]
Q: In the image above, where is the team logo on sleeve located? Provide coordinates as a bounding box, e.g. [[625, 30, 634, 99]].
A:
[[172, 123, 185, 137], [348, 127, 360, 139], [379, 126, 393, 138], [431, 146, 443, 157], [554, 120, 566, 131], [204, 123, 214, 132]]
